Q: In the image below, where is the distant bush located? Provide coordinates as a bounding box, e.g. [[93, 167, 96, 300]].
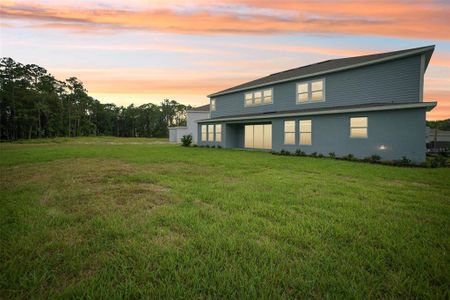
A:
[[217, 145, 222, 149], [318, 153, 324, 158], [181, 134, 192, 147], [328, 152, 336, 158], [192, 144, 198, 147], [311, 152, 317, 157]]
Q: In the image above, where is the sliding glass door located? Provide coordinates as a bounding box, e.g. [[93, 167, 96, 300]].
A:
[[244, 124, 272, 150]]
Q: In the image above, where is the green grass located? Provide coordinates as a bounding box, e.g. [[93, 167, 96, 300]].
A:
[[2, 136, 168, 144], [1, 138, 449, 298]]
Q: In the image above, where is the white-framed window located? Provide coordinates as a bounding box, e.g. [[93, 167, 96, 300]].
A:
[[210, 99, 216, 111], [296, 79, 325, 104], [284, 120, 296, 145], [208, 124, 214, 142], [215, 124, 222, 143], [244, 88, 273, 107], [350, 117, 368, 138], [201, 125, 207, 142], [299, 120, 312, 145], [263, 89, 273, 104]]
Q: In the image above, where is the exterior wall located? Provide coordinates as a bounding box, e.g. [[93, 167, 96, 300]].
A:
[[186, 111, 210, 143], [199, 108, 427, 162], [211, 55, 422, 118], [169, 110, 209, 143], [168, 127, 188, 143]]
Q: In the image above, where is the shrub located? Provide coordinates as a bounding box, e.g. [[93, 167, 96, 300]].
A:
[[318, 153, 324, 158], [343, 154, 355, 161], [364, 154, 381, 163], [181, 134, 192, 147], [295, 149, 305, 156], [328, 152, 336, 158], [429, 155, 447, 168], [311, 152, 317, 157], [217, 145, 222, 149], [192, 144, 198, 147], [280, 149, 291, 156]]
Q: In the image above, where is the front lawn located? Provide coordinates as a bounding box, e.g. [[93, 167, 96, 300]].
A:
[[1, 138, 449, 298]]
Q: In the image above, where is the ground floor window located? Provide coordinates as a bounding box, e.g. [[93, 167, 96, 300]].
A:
[[245, 124, 272, 149], [299, 120, 312, 145], [350, 117, 368, 138], [215, 124, 222, 142], [208, 124, 214, 142], [284, 120, 296, 145], [201, 125, 207, 142]]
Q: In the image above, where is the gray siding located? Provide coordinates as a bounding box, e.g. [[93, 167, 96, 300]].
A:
[[199, 108, 427, 162], [211, 55, 421, 118]]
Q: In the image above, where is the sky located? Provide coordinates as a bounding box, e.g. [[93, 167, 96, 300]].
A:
[[0, 0, 449, 120]]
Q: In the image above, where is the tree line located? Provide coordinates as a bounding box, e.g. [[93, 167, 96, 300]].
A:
[[0, 57, 191, 140]]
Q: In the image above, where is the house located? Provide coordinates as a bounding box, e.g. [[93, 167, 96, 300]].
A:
[[197, 45, 437, 162], [169, 104, 210, 143], [426, 127, 450, 151]]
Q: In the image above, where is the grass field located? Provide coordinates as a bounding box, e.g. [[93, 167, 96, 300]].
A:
[[1, 137, 449, 298]]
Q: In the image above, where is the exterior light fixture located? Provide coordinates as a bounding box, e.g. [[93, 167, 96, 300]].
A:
[[379, 145, 386, 150]]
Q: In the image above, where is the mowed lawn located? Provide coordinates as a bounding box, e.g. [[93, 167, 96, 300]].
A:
[[1, 138, 449, 298]]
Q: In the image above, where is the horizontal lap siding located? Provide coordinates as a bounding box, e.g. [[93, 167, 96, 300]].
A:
[[271, 108, 426, 162], [211, 55, 421, 118]]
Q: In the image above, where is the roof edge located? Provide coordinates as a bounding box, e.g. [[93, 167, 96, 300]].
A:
[[197, 102, 437, 123], [208, 46, 435, 98]]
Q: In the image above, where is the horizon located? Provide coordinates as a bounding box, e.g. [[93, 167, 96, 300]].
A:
[[1, 0, 449, 120]]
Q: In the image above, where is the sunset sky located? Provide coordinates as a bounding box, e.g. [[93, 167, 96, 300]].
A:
[[1, 0, 449, 120]]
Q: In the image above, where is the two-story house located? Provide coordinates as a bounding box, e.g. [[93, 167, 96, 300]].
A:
[[197, 46, 437, 162]]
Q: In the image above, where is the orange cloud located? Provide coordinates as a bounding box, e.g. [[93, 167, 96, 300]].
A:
[[424, 90, 450, 120], [1, 1, 449, 39]]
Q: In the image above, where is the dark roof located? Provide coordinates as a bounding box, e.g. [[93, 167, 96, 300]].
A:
[[199, 102, 436, 122], [209, 45, 435, 97], [189, 104, 210, 111]]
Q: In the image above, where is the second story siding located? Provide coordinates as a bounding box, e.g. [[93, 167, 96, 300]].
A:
[[210, 55, 422, 118]]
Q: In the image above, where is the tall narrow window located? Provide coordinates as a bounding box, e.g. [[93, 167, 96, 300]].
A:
[[350, 117, 368, 138], [208, 124, 214, 142], [284, 120, 296, 145], [254, 91, 262, 104], [263, 89, 272, 104], [215, 124, 222, 143], [297, 83, 308, 103], [210, 99, 216, 111], [299, 120, 312, 145], [245, 93, 253, 106], [297, 79, 325, 103], [311, 80, 323, 102], [201, 125, 207, 142]]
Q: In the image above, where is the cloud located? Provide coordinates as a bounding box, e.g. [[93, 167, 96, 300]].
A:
[[1, 0, 449, 39]]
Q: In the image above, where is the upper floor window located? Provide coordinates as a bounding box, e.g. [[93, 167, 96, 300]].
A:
[[297, 79, 325, 104], [284, 120, 296, 145], [350, 117, 368, 138], [210, 99, 216, 111], [245, 88, 273, 107]]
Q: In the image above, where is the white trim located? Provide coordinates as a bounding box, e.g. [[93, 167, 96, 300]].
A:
[[419, 54, 425, 102], [208, 46, 435, 98], [349, 116, 368, 139], [168, 126, 188, 129], [196, 102, 437, 123]]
